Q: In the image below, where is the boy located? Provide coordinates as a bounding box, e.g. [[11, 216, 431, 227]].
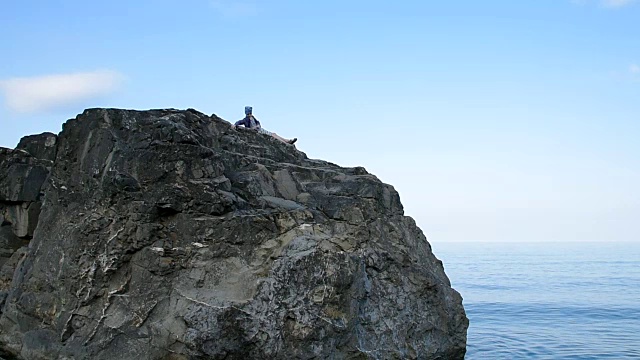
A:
[[234, 106, 297, 144]]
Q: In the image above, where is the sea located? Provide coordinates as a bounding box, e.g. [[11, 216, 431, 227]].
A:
[[432, 241, 640, 360]]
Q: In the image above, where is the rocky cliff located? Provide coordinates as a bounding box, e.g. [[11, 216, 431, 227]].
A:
[[0, 108, 468, 359]]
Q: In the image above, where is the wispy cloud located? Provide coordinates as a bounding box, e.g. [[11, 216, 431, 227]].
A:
[[571, 0, 637, 7], [0, 70, 124, 113], [630, 64, 640, 74], [601, 0, 636, 7], [210, 0, 257, 17]]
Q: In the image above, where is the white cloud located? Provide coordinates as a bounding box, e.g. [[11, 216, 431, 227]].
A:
[[571, 0, 637, 7], [0, 70, 124, 113], [601, 0, 636, 8], [630, 64, 640, 74], [210, 0, 257, 17]]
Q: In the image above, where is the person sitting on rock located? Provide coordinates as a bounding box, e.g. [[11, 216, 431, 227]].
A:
[[234, 106, 297, 145]]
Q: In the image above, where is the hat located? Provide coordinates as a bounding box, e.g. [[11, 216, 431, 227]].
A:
[[244, 106, 253, 115]]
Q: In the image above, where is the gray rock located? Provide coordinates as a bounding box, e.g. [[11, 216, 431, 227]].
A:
[[16, 133, 58, 162], [0, 108, 468, 359], [0, 144, 53, 301], [0, 148, 52, 203]]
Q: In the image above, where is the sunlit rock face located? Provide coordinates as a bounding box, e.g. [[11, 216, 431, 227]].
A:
[[0, 108, 468, 359]]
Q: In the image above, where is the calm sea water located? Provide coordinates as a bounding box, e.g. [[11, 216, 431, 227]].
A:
[[432, 242, 640, 360]]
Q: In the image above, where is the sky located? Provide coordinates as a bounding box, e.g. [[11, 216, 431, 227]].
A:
[[1, 0, 639, 243]]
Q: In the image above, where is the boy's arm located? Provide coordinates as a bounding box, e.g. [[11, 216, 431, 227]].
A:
[[234, 118, 246, 127]]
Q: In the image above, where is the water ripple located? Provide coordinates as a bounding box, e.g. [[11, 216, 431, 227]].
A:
[[433, 242, 640, 359]]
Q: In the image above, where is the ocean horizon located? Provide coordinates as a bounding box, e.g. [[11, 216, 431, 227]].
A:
[[432, 241, 640, 359]]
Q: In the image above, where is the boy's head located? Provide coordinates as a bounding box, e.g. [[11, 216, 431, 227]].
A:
[[244, 106, 253, 115]]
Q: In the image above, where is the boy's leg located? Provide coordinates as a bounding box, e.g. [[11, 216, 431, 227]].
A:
[[271, 133, 296, 144]]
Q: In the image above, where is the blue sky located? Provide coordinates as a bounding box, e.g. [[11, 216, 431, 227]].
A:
[[1, 0, 639, 242]]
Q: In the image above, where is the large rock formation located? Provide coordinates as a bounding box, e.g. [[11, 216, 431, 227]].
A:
[[0, 108, 467, 359], [0, 134, 56, 303]]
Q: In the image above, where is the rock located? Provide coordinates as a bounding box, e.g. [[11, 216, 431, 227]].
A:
[[0, 148, 52, 203], [16, 133, 58, 162], [0, 144, 52, 301], [0, 108, 468, 359]]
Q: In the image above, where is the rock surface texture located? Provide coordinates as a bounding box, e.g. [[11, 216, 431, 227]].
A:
[[0, 134, 56, 303], [0, 108, 467, 359]]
